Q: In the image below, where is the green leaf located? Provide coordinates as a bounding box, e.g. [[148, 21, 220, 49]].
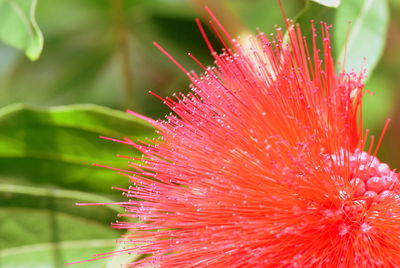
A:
[[334, 0, 389, 78], [362, 72, 396, 131], [311, 0, 341, 8], [105, 234, 140, 268], [228, 0, 304, 34], [391, 0, 400, 8], [0, 183, 124, 214], [133, 0, 196, 18], [2, 240, 116, 268], [0, 0, 43, 60], [0, 104, 156, 192], [0, 104, 152, 267], [0, 183, 132, 267], [294, 2, 336, 46]]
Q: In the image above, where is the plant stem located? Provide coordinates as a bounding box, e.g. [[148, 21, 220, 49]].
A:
[[110, 0, 135, 109]]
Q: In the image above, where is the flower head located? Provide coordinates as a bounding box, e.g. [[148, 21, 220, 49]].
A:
[[106, 14, 400, 267]]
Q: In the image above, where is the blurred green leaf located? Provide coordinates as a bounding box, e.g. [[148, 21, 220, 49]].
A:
[[0, 183, 131, 267], [0, 0, 43, 60], [132, 0, 196, 18], [228, 0, 303, 34], [0, 183, 124, 213], [0, 104, 155, 192], [0, 0, 212, 115], [311, 0, 341, 8], [295, 2, 336, 45], [363, 72, 396, 131], [334, 0, 389, 78], [105, 235, 139, 268], [2, 240, 115, 268], [391, 0, 400, 8]]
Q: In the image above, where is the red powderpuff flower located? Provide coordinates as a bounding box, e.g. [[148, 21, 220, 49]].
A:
[[99, 12, 400, 268]]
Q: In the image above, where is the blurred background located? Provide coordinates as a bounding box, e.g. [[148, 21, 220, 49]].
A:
[[0, 0, 399, 267]]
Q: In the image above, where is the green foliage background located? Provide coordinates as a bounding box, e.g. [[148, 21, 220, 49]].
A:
[[0, 0, 398, 267]]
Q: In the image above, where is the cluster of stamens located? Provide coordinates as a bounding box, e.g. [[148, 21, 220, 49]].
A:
[[331, 149, 399, 205]]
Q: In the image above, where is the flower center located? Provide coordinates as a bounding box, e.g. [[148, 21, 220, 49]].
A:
[[332, 150, 399, 205]]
